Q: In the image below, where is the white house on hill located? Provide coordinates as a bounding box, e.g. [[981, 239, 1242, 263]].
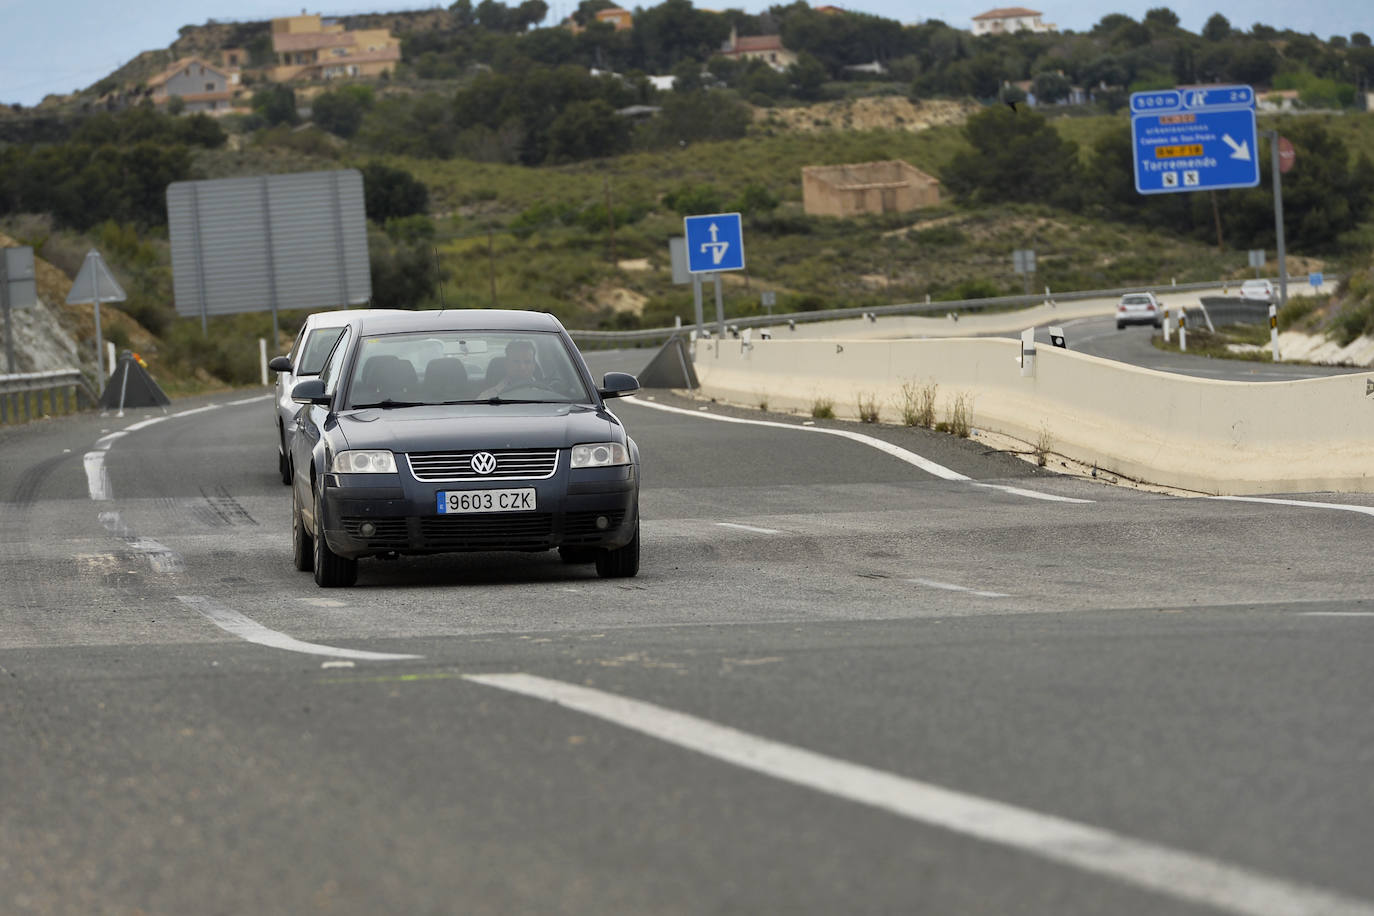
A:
[[971, 7, 1057, 35]]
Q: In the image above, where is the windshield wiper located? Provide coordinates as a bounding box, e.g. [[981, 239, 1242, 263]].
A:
[[441, 397, 566, 405], [350, 399, 430, 409]]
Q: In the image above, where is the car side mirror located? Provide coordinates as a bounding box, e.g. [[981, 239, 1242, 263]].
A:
[[598, 372, 640, 399], [291, 378, 331, 405], [268, 355, 292, 373]]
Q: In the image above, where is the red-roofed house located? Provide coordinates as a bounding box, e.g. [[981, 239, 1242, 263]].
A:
[[719, 27, 798, 71], [146, 57, 236, 113], [269, 13, 400, 82], [971, 7, 1057, 35]]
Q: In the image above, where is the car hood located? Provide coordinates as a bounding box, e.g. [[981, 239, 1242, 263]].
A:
[[335, 403, 621, 452]]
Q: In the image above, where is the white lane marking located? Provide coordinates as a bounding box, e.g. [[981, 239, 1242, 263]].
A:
[[466, 672, 1374, 916], [94, 431, 128, 449], [225, 394, 273, 406], [625, 397, 968, 481], [973, 482, 1095, 504], [1299, 612, 1374, 618], [906, 577, 1010, 598], [170, 404, 222, 419], [176, 596, 422, 661], [1210, 496, 1374, 519], [124, 416, 168, 432], [716, 522, 781, 534], [83, 452, 111, 501], [625, 397, 1093, 504]]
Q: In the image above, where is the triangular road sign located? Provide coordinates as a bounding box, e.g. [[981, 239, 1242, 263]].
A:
[[67, 250, 127, 304], [100, 351, 170, 410]]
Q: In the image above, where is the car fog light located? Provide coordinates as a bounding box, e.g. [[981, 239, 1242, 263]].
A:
[[595, 515, 609, 530], [360, 522, 377, 537]]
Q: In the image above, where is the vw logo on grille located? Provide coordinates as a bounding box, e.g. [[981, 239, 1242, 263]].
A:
[[470, 451, 498, 475]]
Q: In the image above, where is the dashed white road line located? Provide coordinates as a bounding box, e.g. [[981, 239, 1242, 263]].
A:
[[624, 397, 1094, 503], [465, 672, 1374, 916], [906, 577, 1010, 598], [972, 482, 1095, 504], [1299, 612, 1374, 618], [715, 522, 781, 534], [225, 394, 273, 407], [83, 451, 111, 501], [1210, 495, 1374, 519], [177, 596, 422, 661]]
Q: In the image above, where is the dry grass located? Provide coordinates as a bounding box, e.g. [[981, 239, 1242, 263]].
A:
[[811, 397, 835, 419], [945, 391, 972, 438], [857, 391, 880, 423], [1034, 422, 1053, 467]]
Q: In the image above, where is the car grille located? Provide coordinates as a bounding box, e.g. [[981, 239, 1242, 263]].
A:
[[561, 510, 627, 545], [407, 449, 559, 481], [341, 517, 411, 549], [419, 513, 554, 550]]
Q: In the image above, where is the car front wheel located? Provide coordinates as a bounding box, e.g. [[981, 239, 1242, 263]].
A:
[[312, 486, 357, 588], [595, 520, 639, 578]]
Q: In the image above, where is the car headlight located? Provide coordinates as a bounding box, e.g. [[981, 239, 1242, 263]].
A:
[[570, 442, 630, 468], [331, 450, 397, 473]]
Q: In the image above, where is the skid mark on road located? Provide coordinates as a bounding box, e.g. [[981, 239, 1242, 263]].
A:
[[467, 672, 1374, 916]]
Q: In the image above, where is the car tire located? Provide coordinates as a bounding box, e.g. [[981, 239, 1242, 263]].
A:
[[1116, 321, 1125, 330], [558, 546, 596, 564], [292, 477, 313, 572], [1153, 320, 1163, 329], [595, 520, 639, 579], [278, 425, 292, 486], [313, 486, 357, 588]]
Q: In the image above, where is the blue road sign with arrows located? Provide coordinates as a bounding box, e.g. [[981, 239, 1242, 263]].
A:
[[1131, 85, 1259, 195], [684, 212, 745, 273]]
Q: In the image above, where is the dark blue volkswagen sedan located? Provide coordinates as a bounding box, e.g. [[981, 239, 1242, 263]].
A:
[[287, 310, 640, 587]]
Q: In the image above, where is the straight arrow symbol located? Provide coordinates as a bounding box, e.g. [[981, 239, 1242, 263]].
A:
[[1222, 134, 1250, 161], [709, 222, 719, 242]]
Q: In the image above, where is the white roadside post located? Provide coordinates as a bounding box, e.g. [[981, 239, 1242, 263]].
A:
[[1269, 303, 1280, 361], [259, 338, 268, 386], [106, 341, 116, 377], [1020, 327, 1036, 378], [1178, 308, 1187, 352], [1163, 307, 1172, 343]]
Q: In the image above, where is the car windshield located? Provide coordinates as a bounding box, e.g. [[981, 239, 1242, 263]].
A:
[[1122, 296, 1151, 305], [298, 327, 347, 375], [343, 329, 591, 409]]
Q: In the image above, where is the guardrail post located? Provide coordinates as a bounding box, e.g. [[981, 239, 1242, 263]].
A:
[[0, 393, 7, 424], [1269, 304, 1280, 361]]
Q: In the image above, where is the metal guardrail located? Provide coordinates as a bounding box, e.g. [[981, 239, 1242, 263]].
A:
[[566, 275, 1337, 345], [0, 369, 98, 425]]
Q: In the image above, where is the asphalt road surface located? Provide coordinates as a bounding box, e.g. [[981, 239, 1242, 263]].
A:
[[3, 375, 1373, 916]]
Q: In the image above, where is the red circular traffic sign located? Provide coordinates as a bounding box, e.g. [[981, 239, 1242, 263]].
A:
[[1278, 136, 1296, 174]]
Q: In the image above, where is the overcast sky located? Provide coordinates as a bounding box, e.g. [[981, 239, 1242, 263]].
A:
[[0, 0, 1364, 107]]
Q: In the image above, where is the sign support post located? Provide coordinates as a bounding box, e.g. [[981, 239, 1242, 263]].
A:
[[713, 274, 725, 340], [692, 274, 704, 337], [1268, 130, 1288, 314], [0, 253, 12, 374]]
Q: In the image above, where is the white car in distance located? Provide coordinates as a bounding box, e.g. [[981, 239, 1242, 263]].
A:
[[1240, 279, 1275, 304], [268, 308, 406, 485], [1116, 292, 1163, 330]]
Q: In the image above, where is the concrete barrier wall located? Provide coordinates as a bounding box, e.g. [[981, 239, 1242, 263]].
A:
[[691, 336, 1374, 495]]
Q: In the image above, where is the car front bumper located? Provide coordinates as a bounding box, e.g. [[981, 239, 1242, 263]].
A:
[[317, 464, 638, 559]]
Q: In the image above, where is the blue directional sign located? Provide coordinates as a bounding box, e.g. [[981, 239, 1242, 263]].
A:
[[684, 212, 745, 273], [1131, 85, 1259, 195]]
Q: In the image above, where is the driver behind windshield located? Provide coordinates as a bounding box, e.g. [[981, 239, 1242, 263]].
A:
[[481, 339, 538, 398]]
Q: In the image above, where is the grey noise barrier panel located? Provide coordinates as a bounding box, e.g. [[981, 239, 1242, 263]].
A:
[[636, 335, 699, 389], [99, 352, 170, 410], [166, 169, 371, 318]]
